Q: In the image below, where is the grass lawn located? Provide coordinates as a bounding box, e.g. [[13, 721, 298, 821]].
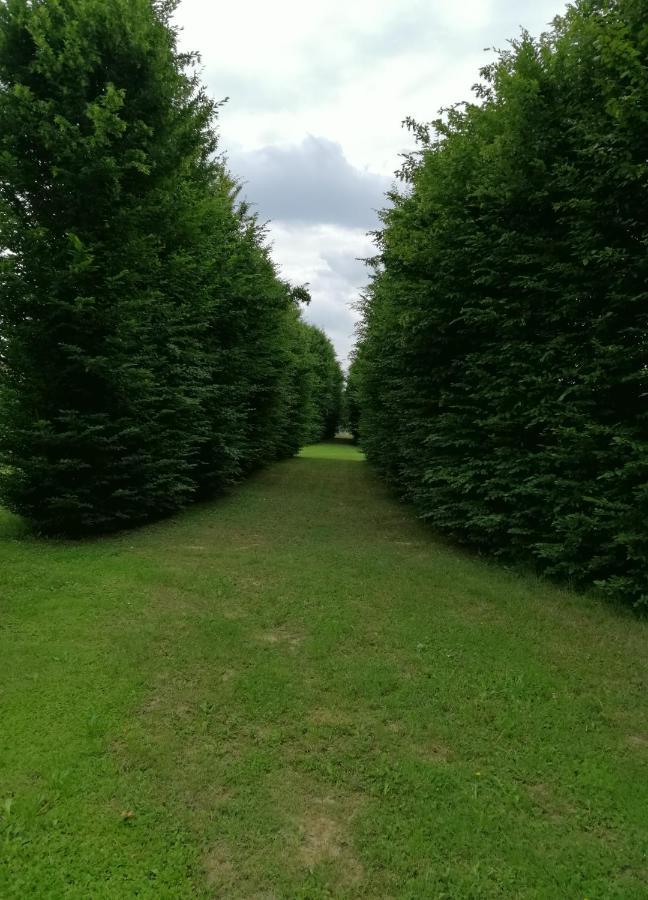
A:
[[299, 440, 365, 461], [1, 443, 647, 897]]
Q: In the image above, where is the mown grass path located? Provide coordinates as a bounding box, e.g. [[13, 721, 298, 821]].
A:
[[1, 443, 647, 898]]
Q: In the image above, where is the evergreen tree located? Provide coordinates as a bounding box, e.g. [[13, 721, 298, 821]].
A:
[[343, 356, 362, 443], [0, 0, 338, 533], [302, 325, 344, 443], [356, 0, 648, 607], [0, 0, 219, 530]]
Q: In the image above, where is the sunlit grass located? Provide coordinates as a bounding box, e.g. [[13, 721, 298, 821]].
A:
[[299, 440, 365, 461]]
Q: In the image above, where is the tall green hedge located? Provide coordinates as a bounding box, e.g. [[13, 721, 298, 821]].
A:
[[356, 0, 648, 608], [0, 0, 340, 534], [301, 324, 344, 443], [343, 356, 362, 443]]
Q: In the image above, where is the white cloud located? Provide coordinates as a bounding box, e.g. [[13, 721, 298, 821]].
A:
[[174, 0, 570, 361], [268, 223, 374, 368]]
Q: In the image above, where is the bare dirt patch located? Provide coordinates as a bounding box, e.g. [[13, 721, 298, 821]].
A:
[[256, 627, 304, 650], [139, 694, 163, 715], [221, 605, 246, 621], [145, 585, 204, 619], [203, 843, 236, 891], [268, 773, 365, 889], [627, 734, 648, 751], [202, 842, 281, 899], [416, 740, 451, 763], [309, 707, 356, 728], [526, 782, 577, 822], [294, 797, 364, 886]]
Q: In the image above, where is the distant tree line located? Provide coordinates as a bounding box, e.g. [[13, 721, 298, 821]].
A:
[[354, 0, 648, 607], [0, 0, 342, 534], [342, 363, 361, 443]]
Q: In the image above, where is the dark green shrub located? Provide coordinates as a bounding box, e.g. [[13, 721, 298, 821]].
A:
[[343, 356, 363, 443], [0, 0, 335, 533], [302, 325, 344, 443], [356, 0, 648, 607]]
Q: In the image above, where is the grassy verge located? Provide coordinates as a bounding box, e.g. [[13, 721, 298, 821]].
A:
[[1, 444, 647, 897]]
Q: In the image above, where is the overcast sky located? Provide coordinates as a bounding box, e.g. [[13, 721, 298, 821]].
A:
[[174, 0, 569, 367]]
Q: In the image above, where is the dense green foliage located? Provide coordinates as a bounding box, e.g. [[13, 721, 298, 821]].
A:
[[356, 0, 648, 607], [0, 0, 341, 534], [342, 355, 362, 442], [302, 324, 344, 443]]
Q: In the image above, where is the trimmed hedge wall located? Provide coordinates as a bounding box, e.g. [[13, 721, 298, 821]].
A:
[[0, 0, 342, 534], [356, 0, 648, 607]]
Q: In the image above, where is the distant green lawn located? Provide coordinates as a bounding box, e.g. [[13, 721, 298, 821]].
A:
[[1, 445, 647, 897], [299, 440, 365, 461]]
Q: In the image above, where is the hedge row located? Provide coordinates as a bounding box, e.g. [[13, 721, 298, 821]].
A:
[[355, 0, 648, 607], [0, 0, 342, 534]]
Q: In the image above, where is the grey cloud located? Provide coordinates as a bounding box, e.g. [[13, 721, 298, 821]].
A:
[[229, 137, 390, 229], [303, 249, 368, 366], [304, 298, 358, 369], [307, 296, 356, 337], [321, 247, 372, 288]]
